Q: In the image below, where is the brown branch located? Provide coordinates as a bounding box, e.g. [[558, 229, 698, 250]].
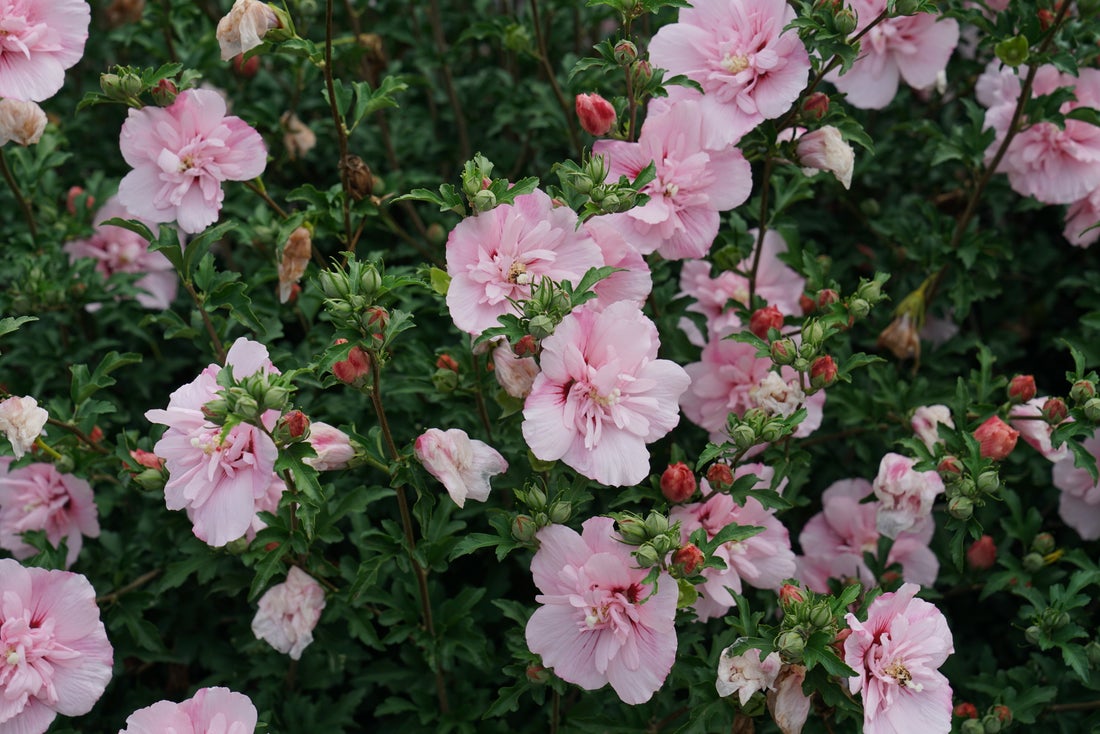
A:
[[96, 568, 161, 605]]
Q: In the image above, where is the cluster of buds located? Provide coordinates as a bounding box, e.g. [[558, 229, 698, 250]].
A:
[[558, 153, 645, 217], [510, 484, 572, 542], [1068, 377, 1100, 422], [726, 408, 797, 453], [773, 583, 838, 663], [318, 258, 385, 336], [520, 276, 575, 340], [204, 369, 293, 426], [1020, 532, 1060, 575], [460, 154, 500, 213], [99, 68, 145, 107], [613, 511, 680, 570], [129, 448, 167, 491], [939, 455, 1001, 521], [958, 705, 1013, 734]]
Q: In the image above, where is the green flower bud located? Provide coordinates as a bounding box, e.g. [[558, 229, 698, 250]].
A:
[[1031, 532, 1055, 555], [834, 7, 857, 34], [529, 315, 556, 340], [1022, 552, 1045, 573], [809, 605, 833, 629], [1085, 640, 1100, 667], [731, 423, 757, 450], [548, 501, 571, 524], [359, 266, 382, 296], [770, 338, 797, 365], [776, 630, 805, 659], [225, 536, 250, 555], [1024, 625, 1043, 645], [319, 270, 351, 299], [1084, 397, 1100, 422], [511, 515, 537, 542], [847, 298, 871, 320], [994, 35, 1030, 68], [600, 193, 621, 212], [472, 188, 497, 212], [976, 469, 1000, 494], [961, 719, 985, 734], [981, 715, 1003, 734], [613, 39, 638, 66], [617, 517, 649, 545], [891, 0, 922, 15], [803, 320, 825, 347], [644, 511, 669, 537], [431, 367, 459, 392], [133, 468, 166, 491], [650, 533, 675, 556], [759, 421, 784, 444], [525, 486, 548, 511], [856, 279, 883, 302], [634, 544, 661, 567], [948, 496, 974, 520]]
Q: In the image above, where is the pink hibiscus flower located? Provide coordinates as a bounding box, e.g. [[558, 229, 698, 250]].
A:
[[1065, 186, 1100, 248], [0, 395, 47, 459], [63, 195, 178, 310], [583, 215, 652, 309], [844, 584, 954, 734], [525, 516, 678, 705], [985, 66, 1100, 204], [671, 471, 796, 621], [521, 302, 690, 487], [1010, 397, 1068, 462], [593, 99, 752, 260], [118, 88, 268, 234], [828, 0, 959, 110], [872, 452, 944, 539], [0, 558, 114, 734], [796, 479, 938, 593], [444, 188, 603, 335], [648, 0, 811, 145], [0, 461, 100, 568], [119, 687, 257, 734], [0, 0, 91, 102], [414, 427, 508, 508], [1052, 430, 1100, 540], [251, 566, 326, 660], [144, 337, 283, 547]]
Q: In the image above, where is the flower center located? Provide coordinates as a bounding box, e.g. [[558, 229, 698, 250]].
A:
[[721, 53, 750, 74], [507, 261, 529, 284], [884, 658, 922, 690], [588, 386, 621, 407]]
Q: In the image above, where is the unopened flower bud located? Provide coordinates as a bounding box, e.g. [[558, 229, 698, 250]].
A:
[[967, 535, 996, 570], [834, 7, 857, 34], [750, 305, 784, 340], [631, 59, 652, 86], [1070, 379, 1096, 404], [994, 35, 1030, 67], [672, 543, 704, 575], [960, 719, 985, 734], [511, 515, 537, 542], [526, 665, 550, 684], [1042, 397, 1069, 424], [660, 462, 697, 503], [436, 354, 459, 372], [472, 188, 497, 211], [891, 0, 921, 15], [799, 294, 816, 315], [759, 421, 784, 443], [776, 630, 805, 659], [634, 544, 661, 567], [731, 423, 757, 450], [151, 78, 178, 106], [547, 501, 571, 524], [1085, 397, 1100, 422], [982, 714, 1003, 734], [432, 368, 459, 392], [802, 92, 829, 120], [808, 604, 833, 628], [133, 468, 166, 490], [1086, 640, 1100, 667], [815, 289, 840, 309], [938, 456, 963, 477], [1007, 374, 1036, 404], [201, 398, 229, 424], [529, 315, 555, 340], [770, 338, 796, 365], [977, 469, 1000, 494], [974, 416, 1019, 460], [332, 342, 371, 387], [276, 409, 310, 442], [779, 583, 805, 606], [575, 93, 616, 137], [706, 463, 734, 490], [948, 496, 974, 520], [319, 270, 351, 299], [644, 511, 669, 537], [810, 355, 838, 389], [1022, 552, 1044, 573], [359, 266, 382, 296], [613, 39, 638, 65], [617, 517, 649, 545], [1031, 532, 1055, 555], [364, 306, 389, 340], [991, 705, 1012, 725], [955, 702, 979, 719], [848, 297, 871, 320], [514, 334, 537, 357]]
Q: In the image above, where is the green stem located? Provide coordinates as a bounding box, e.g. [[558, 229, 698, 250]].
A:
[[182, 279, 226, 363], [0, 149, 37, 241]]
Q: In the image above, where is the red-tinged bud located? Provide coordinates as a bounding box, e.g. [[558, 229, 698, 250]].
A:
[[1042, 397, 1069, 424], [284, 283, 301, 303], [803, 92, 830, 119], [1007, 374, 1036, 404], [550, 197, 568, 208], [89, 426, 104, 443], [816, 288, 840, 309], [365, 306, 389, 340], [278, 409, 310, 439], [130, 449, 164, 470], [810, 355, 838, 389], [264, 541, 280, 552], [705, 462, 734, 490], [771, 338, 796, 365], [937, 456, 963, 476], [881, 570, 901, 584], [1070, 379, 1096, 404], [954, 703, 979, 719], [151, 77, 178, 106], [575, 92, 616, 137], [672, 544, 704, 575], [480, 176, 492, 190], [799, 294, 816, 315], [333, 343, 371, 386], [661, 462, 697, 503], [232, 52, 260, 77], [992, 705, 1012, 723], [631, 59, 652, 86], [967, 535, 997, 571], [1038, 8, 1054, 30], [436, 354, 459, 372], [974, 416, 1019, 460], [515, 334, 537, 357], [613, 39, 638, 66], [526, 665, 551, 684], [66, 186, 94, 216], [750, 305, 784, 340], [779, 583, 805, 606], [831, 627, 852, 655]]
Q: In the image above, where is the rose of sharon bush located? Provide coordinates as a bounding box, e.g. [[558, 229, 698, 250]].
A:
[[844, 584, 954, 734], [522, 302, 690, 487], [144, 337, 283, 547], [251, 566, 326, 660], [119, 687, 257, 734], [0, 461, 100, 568], [118, 88, 267, 234], [525, 517, 678, 705], [0, 0, 91, 102], [0, 558, 113, 734]]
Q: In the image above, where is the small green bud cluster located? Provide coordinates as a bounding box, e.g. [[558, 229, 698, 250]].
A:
[[612, 511, 679, 569], [206, 369, 294, 427], [510, 484, 572, 542], [725, 408, 794, 452], [318, 258, 385, 335], [775, 586, 838, 663]]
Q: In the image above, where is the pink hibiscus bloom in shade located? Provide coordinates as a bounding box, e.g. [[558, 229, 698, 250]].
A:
[[582, 215, 652, 309], [445, 189, 603, 335], [1064, 187, 1100, 248], [0, 462, 100, 569], [525, 517, 678, 705], [1052, 430, 1100, 540], [593, 99, 752, 260], [0, 558, 114, 734], [796, 479, 938, 593], [251, 566, 326, 660], [413, 427, 508, 508], [1010, 398, 1069, 462], [303, 421, 354, 471], [671, 474, 797, 621], [119, 687, 257, 734], [0, 0, 91, 102], [63, 195, 178, 310], [975, 60, 1021, 110], [648, 0, 810, 146], [118, 88, 268, 234], [680, 339, 825, 445], [521, 302, 691, 487], [827, 0, 959, 110], [872, 453, 944, 539], [844, 584, 954, 734], [144, 337, 283, 547], [984, 67, 1100, 204]]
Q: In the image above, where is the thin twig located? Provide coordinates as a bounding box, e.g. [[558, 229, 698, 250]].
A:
[[96, 569, 161, 605], [244, 179, 289, 219], [0, 149, 37, 241], [45, 418, 110, 454], [425, 0, 472, 162], [323, 0, 355, 250], [531, 0, 582, 155], [748, 155, 775, 304], [182, 279, 227, 363]]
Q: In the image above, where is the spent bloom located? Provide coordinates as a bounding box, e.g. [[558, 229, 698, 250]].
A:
[[118, 88, 268, 234], [844, 584, 954, 734], [648, 0, 811, 145], [872, 453, 945, 539], [796, 126, 854, 189], [0, 461, 100, 568], [522, 302, 690, 487], [525, 517, 678, 704], [490, 340, 540, 399], [1052, 430, 1100, 540], [0, 0, 91, 102], [119, 687, 257, 734], [251, 566, 326, 660], [277, 226, 311, 304], [414, 428, 507, 508], [0, 395, 47, 458], [828, 0, 960, 110], [911, 404, 954, 451], [0, 558, 114, 734], [144, 337, 283, 547], [281, 111, 316, 160], [716, 647, 781, 704], [0, 98, 46, 145], [1010, 397, 1069, 462], [63, 195, 178, 310], [216, 0, 278, 61]]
